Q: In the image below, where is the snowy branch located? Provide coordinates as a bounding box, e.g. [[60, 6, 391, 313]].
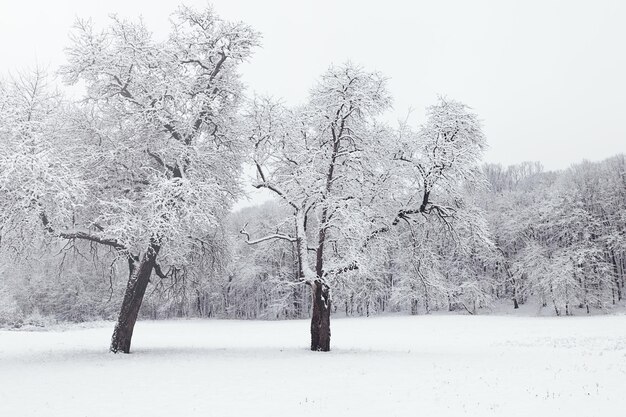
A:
[[239, 223, 297, 245], [39, 211, 127, 252]]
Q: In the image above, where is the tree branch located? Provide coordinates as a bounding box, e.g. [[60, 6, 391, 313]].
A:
[[239, 222, 296, 245], [253, 161, 298, 210], [39, 211, 126, 252], [153, 262, 169, 280], [322, 261, 358, 278]]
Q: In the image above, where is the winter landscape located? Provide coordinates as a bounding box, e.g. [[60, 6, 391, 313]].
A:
[[1, 1, 625, 416]]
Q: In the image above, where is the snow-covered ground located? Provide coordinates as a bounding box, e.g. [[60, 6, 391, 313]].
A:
[[1, 315, 625, 416]]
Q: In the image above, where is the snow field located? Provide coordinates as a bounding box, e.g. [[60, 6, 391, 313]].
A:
[[1, 315, 625, 416]]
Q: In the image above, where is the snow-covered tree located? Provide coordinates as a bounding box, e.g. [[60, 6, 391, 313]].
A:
[[243, 63, 488, 350], [63, 6, 259, 353], [1, 6, 259, 352], [242, 64, 391, 350]]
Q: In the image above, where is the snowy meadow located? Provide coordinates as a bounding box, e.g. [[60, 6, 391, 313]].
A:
[[2, 315, 626, 417]]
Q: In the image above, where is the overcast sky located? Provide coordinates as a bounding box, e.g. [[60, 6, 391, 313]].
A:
[[1, 0, 624, 174]]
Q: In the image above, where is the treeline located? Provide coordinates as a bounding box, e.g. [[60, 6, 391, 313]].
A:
[[484, 156, 626, 315], [2, 155, 623, 327]]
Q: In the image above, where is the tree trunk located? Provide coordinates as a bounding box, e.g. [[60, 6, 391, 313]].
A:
[[110, 246, 159, 353], [310, 280, 331, 351], [611, 251, 622, 301]]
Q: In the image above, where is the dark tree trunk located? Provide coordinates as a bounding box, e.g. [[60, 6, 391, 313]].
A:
[[513, 297, 519, 309], [310, 280, 331, 351], [110, 245, 159, 353], [611, 251, 622, 301], [308, 126, 342, 352]]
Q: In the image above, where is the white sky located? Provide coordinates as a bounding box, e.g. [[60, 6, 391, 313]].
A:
[[1, 0, 624, 203]]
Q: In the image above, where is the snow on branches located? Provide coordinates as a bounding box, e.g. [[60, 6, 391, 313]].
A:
[[243, 63, 491, 313], [55, 5, 260, 263]]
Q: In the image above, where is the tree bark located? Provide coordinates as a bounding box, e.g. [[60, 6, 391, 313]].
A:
[[110, 245, 159, 353], [310, 280, 331, 351]]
